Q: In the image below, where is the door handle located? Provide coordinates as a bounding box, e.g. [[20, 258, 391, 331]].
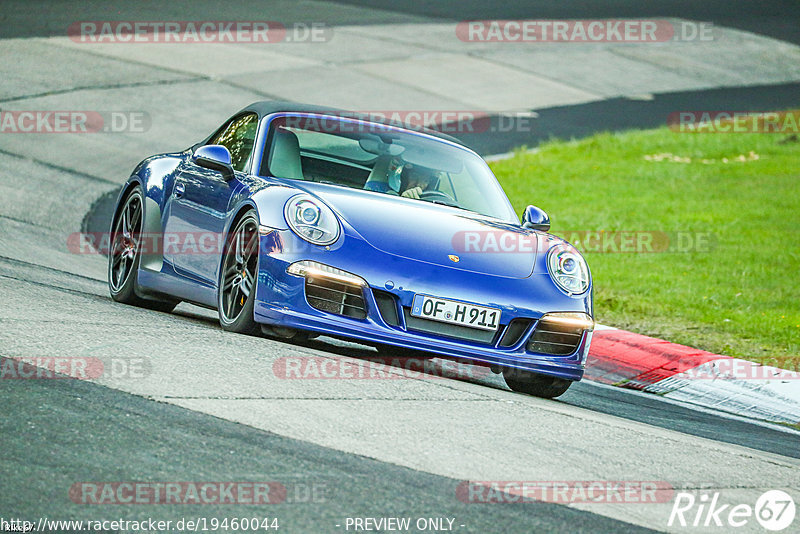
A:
[[174, 182, 185, 199]]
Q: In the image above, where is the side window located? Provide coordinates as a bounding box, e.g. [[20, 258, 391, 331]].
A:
[[209, 114, 258, 172]]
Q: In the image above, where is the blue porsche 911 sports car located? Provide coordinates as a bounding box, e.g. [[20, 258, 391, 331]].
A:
[[108, 101, 593, 398]]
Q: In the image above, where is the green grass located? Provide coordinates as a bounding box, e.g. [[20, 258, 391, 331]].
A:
[[490, 129, 800, 369]]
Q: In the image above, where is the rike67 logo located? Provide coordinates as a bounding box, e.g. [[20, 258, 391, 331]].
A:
[[669, 490, 795, 531]]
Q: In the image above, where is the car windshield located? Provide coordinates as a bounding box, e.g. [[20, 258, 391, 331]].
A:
[[261, 114, 518, 222]]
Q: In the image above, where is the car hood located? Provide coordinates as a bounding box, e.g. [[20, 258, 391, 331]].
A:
[[297, 183, 538, 279]]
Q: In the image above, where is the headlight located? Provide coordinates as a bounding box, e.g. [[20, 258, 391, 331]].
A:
[[287, 260, 366, 286], [284, 194, 340, 246], [547, 243, 590, 295], [539, 312, 594, 330]]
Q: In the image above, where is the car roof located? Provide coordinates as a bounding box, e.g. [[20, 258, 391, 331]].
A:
[[236, 100, 466, 147]]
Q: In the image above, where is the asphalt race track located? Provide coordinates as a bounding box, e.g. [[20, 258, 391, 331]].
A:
[[1, 2, 799, 533]]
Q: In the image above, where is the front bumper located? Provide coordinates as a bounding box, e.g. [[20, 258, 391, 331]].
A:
[[254, 230, 592, 382]]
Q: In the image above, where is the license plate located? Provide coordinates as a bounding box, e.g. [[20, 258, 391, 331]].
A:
[[411, 294, 500, 331]]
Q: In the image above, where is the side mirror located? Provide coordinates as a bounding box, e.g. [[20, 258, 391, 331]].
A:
[[522, 205, 550, 232], [193, 145, 234, 180]]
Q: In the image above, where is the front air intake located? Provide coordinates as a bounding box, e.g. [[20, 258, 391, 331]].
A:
[[527, 316, 586, 356], [372, 289, 401, 327], [499, 318, 533, 347], [305, 276, 367, 319]]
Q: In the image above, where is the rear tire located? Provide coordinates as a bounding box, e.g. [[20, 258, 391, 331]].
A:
[[108, 186, 178, 313], [502, 368, 572, 398], [218, 211, 261, 335]]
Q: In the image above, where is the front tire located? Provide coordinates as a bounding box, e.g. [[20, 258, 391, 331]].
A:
[[218, 211, 261, 335], [502, 368, 572, 398], [108, 186, 178, 313]]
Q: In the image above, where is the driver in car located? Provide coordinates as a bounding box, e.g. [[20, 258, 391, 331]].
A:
[[400, 163, 440, 199]]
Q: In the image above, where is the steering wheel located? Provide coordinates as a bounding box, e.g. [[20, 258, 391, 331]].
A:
[[420, 190, 459, 207]]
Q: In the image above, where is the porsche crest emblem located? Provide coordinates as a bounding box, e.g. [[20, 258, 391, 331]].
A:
[[448, 254, 460, 263]]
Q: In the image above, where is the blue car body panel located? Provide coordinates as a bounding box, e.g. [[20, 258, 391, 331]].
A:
[[116, 102, 593, 381]]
